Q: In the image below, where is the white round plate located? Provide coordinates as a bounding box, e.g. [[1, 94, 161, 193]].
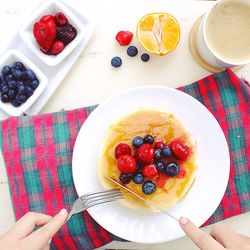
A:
[[72, 86, 230, 244]]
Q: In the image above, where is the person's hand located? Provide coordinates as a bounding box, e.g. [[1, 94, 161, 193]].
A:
[[179, 217, 250, 250], [0, 209, 68, 250]]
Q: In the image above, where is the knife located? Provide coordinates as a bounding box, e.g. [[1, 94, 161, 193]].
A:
[[105, 176, 178, 221]]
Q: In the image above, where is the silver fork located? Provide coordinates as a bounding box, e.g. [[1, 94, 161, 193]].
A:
[[66, 189, 123, 222]]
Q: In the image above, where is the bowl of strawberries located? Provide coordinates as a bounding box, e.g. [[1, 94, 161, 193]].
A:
[[19, 0, 85, 66]]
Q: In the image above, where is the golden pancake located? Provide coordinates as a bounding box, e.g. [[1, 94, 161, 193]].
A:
[[97, 108, 197, 211]]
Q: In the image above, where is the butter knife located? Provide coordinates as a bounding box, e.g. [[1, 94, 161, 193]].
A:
[[105, 176, 178, 221]]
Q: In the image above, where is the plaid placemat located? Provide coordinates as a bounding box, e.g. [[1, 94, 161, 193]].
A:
[[0, 68, 249, 249]]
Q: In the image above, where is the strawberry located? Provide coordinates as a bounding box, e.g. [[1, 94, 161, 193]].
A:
[[117, 155, 136, 173], [33, 15, 57, 52], [136, 144, 154, 163], [154, 141, 164, 149], [154, 172, 169, 188], [115, 143, 131, 159], [176, 167, 187, 179], [54, 12, 68, 26], [142, 164, 158, 178], [171, 140, 190, 161], [51, 40, 64, 55], [115, 31, 133, 46]]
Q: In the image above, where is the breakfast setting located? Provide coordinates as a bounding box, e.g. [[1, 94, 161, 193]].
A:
[[0, 0, 249, 249]]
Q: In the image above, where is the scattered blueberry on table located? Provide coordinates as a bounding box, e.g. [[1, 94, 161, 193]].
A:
[[111, 56, 122, 68], [0, 62, 39, 107], [141, 53, 150, 62], [127, 46, 138, 57]]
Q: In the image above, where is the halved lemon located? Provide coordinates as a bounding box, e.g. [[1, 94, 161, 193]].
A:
[[136, 12, 180, 56]]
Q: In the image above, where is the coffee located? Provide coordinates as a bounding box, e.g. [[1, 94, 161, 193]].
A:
[[205, 0, 250, 63]]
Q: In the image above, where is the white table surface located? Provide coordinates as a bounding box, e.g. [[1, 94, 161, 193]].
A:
[[0, 0, 249, 249]]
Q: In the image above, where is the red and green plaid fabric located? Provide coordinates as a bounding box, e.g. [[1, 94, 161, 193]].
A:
[[0, 69, 249, 249]]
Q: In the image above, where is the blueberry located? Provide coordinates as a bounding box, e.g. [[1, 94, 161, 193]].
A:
[[5, 74, 14, 83], [0, 82, 6, 92], [17, 85, 26, 95], [30, 79, 39, 90], [165, 162, 179, 177], [133, 173, 144, 184], [156, 161, 165, 172], [10, 67, 16, 74], [25, 69, 36, 82], [162, 146, 172, 157], [1, 94, 10, 103], [7, 89, 16, 100], [127, 46, 138, 57], [1, 66, 11, 75], [119, 173, 133, 184], [16, 81, 24, 88], [8, 80, 17, 90], [12, 69, 23, 80], [132, 136, 144, 148], [25, 86, 34, 97], [154, 149, 162, 160], [13, 62, 25, 70], [2, 86, 9, 94], [144, 135, 154, 144], [111, 56, 122, 68], [16, 94, 27, 104], [11, 99, 21, 107], [142, 181, 156, 195], [136, 162, 143, 172], [141, 53, 150, 62]]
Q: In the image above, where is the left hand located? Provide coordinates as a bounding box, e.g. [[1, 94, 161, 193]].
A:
[[0, 209, 68, 250]]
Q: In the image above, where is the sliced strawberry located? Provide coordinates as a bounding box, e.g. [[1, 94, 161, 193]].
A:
[[115, 143, 131, 159], [136, 144, 154, 163], [142, 164, 158, 178], [171, 139, 190, 161], [33, 15, 57, 52], [115, 31, 133, 46], [117, 155, 136, 173]]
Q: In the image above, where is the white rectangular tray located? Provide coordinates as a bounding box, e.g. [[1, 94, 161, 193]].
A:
[[0, 0, 95, 120]]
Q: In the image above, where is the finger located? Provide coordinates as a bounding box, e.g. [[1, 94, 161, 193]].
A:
[[179, 217, 225, 250], [11, 212, 52, 239], [210, 223, 239, 248], [27, 208, 67, 247]]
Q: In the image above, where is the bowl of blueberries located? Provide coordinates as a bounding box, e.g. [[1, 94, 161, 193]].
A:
[[0, 50, 48, 116]]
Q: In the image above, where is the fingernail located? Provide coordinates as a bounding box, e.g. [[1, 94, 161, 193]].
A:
[[58, 208, 67, 215], [48, 238, 52, 244], [179, 216, 189, 225]]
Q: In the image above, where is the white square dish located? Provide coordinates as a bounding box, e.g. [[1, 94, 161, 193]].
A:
[[19, 0, 85, 67], [0, 50, 48, 116]]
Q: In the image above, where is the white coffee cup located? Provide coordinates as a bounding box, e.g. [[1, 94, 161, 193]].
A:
[[196, 0, 250, 69]]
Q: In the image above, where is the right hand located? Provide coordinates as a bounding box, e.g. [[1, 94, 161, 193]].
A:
[[179, 217, 250, 250]]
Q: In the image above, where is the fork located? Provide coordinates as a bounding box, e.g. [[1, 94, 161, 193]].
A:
[[66, 189, 123, 222]]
